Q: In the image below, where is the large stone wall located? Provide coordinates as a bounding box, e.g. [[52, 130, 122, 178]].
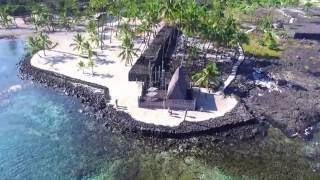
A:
[[19, 54, 260, 138], [128, 26, 179, 82]]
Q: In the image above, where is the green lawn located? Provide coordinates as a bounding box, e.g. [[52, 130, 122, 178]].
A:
[[300, 0, 320, 7], [242, 33, 282, 58]]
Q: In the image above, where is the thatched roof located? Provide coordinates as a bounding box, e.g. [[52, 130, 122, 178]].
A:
[[128, 26, 178, 82], [167, 66, 188, 100]]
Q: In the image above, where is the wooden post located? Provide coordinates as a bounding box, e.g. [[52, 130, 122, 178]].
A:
[[158, 67, 161, 84], [161, 60, 165, 89], [115, 99, 118, 109], [183, 110, 188, 121], [149, 61, 152, 87], [155, 66, 157, 84]]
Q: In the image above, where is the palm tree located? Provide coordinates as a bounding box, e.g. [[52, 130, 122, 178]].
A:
[[86, 20, 101, 48], [192, 63, 221, 90], [87, 50, 95, 75], [142, 0, 161, 38], [30, 13, 40, 30], [39, 5, 52, 32], [117, 22, 133, 40], [38, 32, 53, 56], [89, 31, 100, 48], [58, 0, 80, 30], [59, 12, 72, 31], [0, 5, 11, 28], [137, 20, 152, 43], [70, 33, 85, 54], [160, 0, 178, 25], [27, 36, 41, 55], [304, 0, 313, 12], [82, 41, 92, 57], [78, 60, 85, 73], [123, 0, 139, 31], [30, 3, 51, 31], [118, 34, 138, 66]]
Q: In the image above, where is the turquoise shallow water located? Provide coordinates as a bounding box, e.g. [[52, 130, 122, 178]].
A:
[[0, 38, 320, 179]]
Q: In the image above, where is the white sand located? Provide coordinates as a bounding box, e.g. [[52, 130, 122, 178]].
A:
[[18, 20, 240, 127], [0, 17, 35, 38]]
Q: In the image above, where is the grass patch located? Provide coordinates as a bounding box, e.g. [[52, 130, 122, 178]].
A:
[[242, 33, 282, 58], [300, 0, 320, 7]]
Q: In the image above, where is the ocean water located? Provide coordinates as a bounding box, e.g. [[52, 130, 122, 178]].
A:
[[0, 38, 319, 180]]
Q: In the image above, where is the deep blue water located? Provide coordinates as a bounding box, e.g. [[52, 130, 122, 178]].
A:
[[0, 38, 320, 180]]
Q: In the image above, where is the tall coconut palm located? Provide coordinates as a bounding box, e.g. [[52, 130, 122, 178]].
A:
[[70, 33, 85, 54], [86, 20, 101, 48], [117, 21, 133, 39], [30, 10, 40, 30], [192, 63, 221, 90], [89, 0, 109, 49], [88, 31, 100, 48], [118, 34, 138, 66], [38, 32, 52, 56], [59, 11, 72, 31], [160, 0, 178, 25], [114, 0, 125, 35], [58, 0, 79, 30], [105, 3, 116, 44], [123, 0, 139, 31], [30, 3, 51, 31], [39, 5, 52, 32], [137, 21, 150, 42], [140, 0, 161, 47]]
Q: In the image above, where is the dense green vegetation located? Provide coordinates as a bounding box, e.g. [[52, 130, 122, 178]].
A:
[[243, 33, 282, 58], [27, 32, 53, 56], [2, 0, 305, 88], [192, 63, 222, 90]]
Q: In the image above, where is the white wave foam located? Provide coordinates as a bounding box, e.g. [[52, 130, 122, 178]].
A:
[[0, 84, 23, 98]]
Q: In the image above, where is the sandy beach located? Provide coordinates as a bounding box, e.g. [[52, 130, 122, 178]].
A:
[[3, 17, 239, 127]]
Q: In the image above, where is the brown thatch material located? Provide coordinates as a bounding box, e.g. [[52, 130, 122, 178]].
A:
[[128, 26, 178, 82], [167, 66, 188, 100]]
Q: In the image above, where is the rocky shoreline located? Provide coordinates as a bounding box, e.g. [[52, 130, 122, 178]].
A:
[[17, 36, 320, 140], [19, 54, 264, 139], [225, 40, 320, 140]]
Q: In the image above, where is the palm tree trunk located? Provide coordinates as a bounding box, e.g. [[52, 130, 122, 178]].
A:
[[100, 25, 104, 50], [116, 13, 120, 36], [143, 33, 151, 52], [43, 46, 46, 56]]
